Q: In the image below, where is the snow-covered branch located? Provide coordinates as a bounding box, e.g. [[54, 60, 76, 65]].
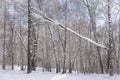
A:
[[12, 2, 108, 49], [32, 8, 108, 49]]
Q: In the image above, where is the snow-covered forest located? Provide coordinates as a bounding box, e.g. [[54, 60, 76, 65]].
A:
[[0, 0, 120, 80]]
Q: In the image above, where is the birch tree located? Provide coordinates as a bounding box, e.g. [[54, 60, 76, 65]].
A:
[[107, 0, 114, 76], [84, 0, 104, 73]]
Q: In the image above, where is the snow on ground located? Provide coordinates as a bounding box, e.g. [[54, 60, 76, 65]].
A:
[[0, 69, 120, 80]]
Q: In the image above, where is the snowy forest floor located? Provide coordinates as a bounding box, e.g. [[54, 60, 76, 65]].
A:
[[0, 68, 120, 80]]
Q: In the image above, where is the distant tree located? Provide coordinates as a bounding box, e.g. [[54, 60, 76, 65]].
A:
[[2, 0, 6, 70]]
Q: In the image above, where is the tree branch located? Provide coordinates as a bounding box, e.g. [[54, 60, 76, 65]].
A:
[[32, 8, 108, 49], [12, 3, 108, 50]]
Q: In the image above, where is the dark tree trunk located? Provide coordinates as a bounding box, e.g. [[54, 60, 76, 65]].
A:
[[107, 0, 114, 76], [11, 27, 14, 70], [27, 0, 33, 74], [32, 27, 37, 71]]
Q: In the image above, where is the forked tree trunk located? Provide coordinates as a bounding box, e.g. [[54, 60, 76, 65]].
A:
[[85, 0, 104, 73]]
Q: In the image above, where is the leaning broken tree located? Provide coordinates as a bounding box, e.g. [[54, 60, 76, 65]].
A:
[[31, 7, 108, 50]]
